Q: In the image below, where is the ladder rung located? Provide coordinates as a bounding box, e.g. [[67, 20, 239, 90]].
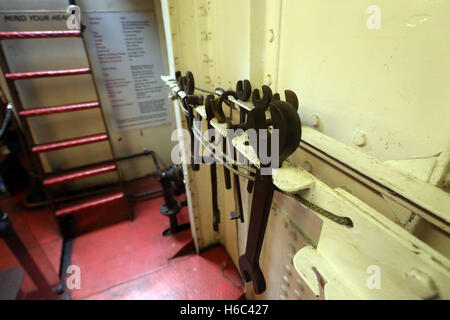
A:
[[55, 192, 124, 217], [5, 68, 90, 80], [0, 30, 81, 40], [44, 163, 116, 186], [19, 101, 99, 117], [32, 133, 108, 153]]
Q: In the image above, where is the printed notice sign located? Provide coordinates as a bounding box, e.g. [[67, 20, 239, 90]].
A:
[[85, 12, 170, 131]]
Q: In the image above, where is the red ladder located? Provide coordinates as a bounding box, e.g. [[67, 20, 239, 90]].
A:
[[0, 30, 133, 234]]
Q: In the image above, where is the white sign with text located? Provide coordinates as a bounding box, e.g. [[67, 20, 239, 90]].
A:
[[85, 11, 170, 131]]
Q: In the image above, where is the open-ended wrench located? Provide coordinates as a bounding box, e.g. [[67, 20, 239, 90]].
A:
[[204, 95, 221, 231], [238, 99, 301, 294], [213, 90, 239, 190]]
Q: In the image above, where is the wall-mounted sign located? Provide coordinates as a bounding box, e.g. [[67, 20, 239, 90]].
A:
[[85, 11, 170, 131]]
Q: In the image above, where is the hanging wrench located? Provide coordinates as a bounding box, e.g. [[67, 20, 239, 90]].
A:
[[212, 90, 239, 190], [183, 93, 204, 171], [238, 99, 301, 294], [204, 95, 221, 231]]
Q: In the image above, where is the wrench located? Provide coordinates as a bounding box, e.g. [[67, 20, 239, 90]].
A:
[[238, 99, 301, 294], [183, 93, 204, 171], [213, 90, 239, 190], [204, 95, 221, 231]]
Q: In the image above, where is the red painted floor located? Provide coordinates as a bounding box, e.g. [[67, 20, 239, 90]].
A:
[[0, 177, 244, 300]]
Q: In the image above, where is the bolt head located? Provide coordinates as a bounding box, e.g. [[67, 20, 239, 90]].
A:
[[353, 130, 367, 147], [265, 74, 272, 86]]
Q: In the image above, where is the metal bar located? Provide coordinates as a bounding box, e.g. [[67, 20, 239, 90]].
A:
[[0, 30, 81, 40], [58, 237, 73, 298], [55, 192, 124, 217], [51, 150, 159, 176], [163, 76, 251, 110], [19, 101, 99, 117], [32, 133, 108, 153], [194, 87, 224, 96], [227, 95, 254, 111], [0, 213, 58, 299], [43, 163, 116, 186], [6, 68, 90, 80], [129, 188, 163, 199]]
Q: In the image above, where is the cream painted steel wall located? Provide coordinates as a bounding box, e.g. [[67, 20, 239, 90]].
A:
[[163, 0, 450, 299]]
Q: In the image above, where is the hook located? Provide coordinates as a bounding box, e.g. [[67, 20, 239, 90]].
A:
[[213, 90, 238, 123]]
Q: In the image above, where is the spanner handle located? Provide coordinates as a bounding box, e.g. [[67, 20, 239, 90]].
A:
[[238, 173, 274, 294]]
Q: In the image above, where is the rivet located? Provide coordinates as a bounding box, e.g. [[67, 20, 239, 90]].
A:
[[311, 114, 320, 128], [289, 242, 297, 253], [198, 7, 207, 16], [281, 285, 288, 294], [202, 54, 210, 63], [268, 29, 275, 43], [287, 253, 294, 262], [279, 294, 287, 300], [283, 215, 290, 228], [296, 279, 304, 291], [294, 289, 302, 299], [290, 230, 298, 241], [285, 264, 292, 275], [265, 74, 272, 86], [283, 275, 290, 285], [200, 32, 208, 40], [353, 130, 367, 147]]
